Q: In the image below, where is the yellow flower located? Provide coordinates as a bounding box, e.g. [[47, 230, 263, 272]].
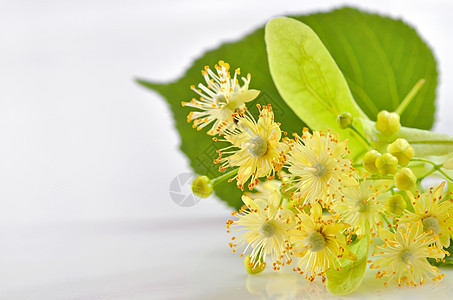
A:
[[290, 203, 355, 282], [283, 129, 357, 207], [182, 61, 260, 135], [227, 191, 296, 271], [333, 179, 389, 238], [398, 182, 453, 248], [215, 105, 287, 190], [370, 222, 447, 287], [245, 180, 281, 199]]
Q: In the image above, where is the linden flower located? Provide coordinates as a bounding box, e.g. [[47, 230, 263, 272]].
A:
[[370, 222, 447, 287], [290, 203, 355, 282], [182, 60, 260, 135], [215, 105, 287, 190], [283, 129, 358, 207], [398, 182, 453, 248], [226, 191, 296, 271], [333, 179, 389, 238]]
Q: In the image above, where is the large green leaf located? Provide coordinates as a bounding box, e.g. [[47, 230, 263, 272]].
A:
[[265, 17, 369, 155], [137, 7, 438, 209], [295, 8, 437, 130], [137, 28, 307, 210], [326, 237, 369, 295]]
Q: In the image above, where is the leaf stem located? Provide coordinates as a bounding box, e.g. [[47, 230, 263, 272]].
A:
[[350, 123, 370, 146], [417, 167, 436, 182], [395, 79, 425, 115], [436, 168, 453, 183], [211, 168, 239, 186], [411, 157, 453, 182], [387, 185, 395, 194], [411, 157, 437, 165]]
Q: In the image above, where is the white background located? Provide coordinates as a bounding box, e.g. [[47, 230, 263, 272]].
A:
[[0, 0, 452, 299]]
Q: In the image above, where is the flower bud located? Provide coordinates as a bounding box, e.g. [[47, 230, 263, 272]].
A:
[[244, 255, 265, 274], [385, 194, 406, 216], [375, 153, 398, 175], [363, 150, 381, 174], [191, 175, 213, 198], [376, 110, 401, 136], [337, 112, 353, 129], [394, 168, 416, 191], [386, 138, 414, 166], [443, 157, 453, 170]]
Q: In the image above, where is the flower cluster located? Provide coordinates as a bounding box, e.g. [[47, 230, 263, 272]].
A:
[[183, 61, 453, 288]]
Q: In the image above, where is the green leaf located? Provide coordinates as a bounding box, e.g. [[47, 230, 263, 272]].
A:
[[360, 118, 453, 157], [326, 237, 369, 295], [137, 28, 307, 210], [137, 7, 439, 208], [296, 8, 437, 130], [265, 17, 369, 155]]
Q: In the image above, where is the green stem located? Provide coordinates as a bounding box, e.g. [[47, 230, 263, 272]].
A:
[[436, 168, 453, 183], [359, 175, 393, 182], [417, 167, 436, 182], [412, 157, 453, 182], [395, 79, 425, 115], [350, 123, 370, 146], [411, 157, 437, 166], [387, 185, 395, 194], [211, 168, 239, 186], [407, 162, 425, 168]]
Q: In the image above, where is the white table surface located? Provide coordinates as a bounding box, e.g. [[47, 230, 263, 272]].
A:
[[1, 0, 453, 299], [2, 218, 453, 299]]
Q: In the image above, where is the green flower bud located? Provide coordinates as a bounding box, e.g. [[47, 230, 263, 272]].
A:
[[191, 175, 213, 198], [244, 255, 265, 274], [386, 194, 406, 216], [375, 153, 398, 175], [376, 110, 401, 136], [363, 150, 381, 174], [386, 138, 414, 166], [337, 112, 353, 129], [394, 167, 416, 191]]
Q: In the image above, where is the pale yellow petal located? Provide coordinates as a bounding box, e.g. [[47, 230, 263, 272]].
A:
[[268, 190, 281, 208], [443, 157, 453, 170], [372, 180, 393, 191], [340, 174, 359, 187], [311, 202, 322, 218], [237, 166, 253, 185], [332, 141, 348, 157], [228, 89, 260, 107], [325, 222, 349, 235], [411, 221, 424, 238], [433, 181, 446, 200], [242, 195, 258, 210], [343, 246, 357, 261], [294, 250, 308, 257], [439, 232, 450, 248], [378, 227, 394, 241]]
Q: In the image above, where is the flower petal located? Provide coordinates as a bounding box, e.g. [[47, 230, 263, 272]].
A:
[[311, 202, 323, 218]]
